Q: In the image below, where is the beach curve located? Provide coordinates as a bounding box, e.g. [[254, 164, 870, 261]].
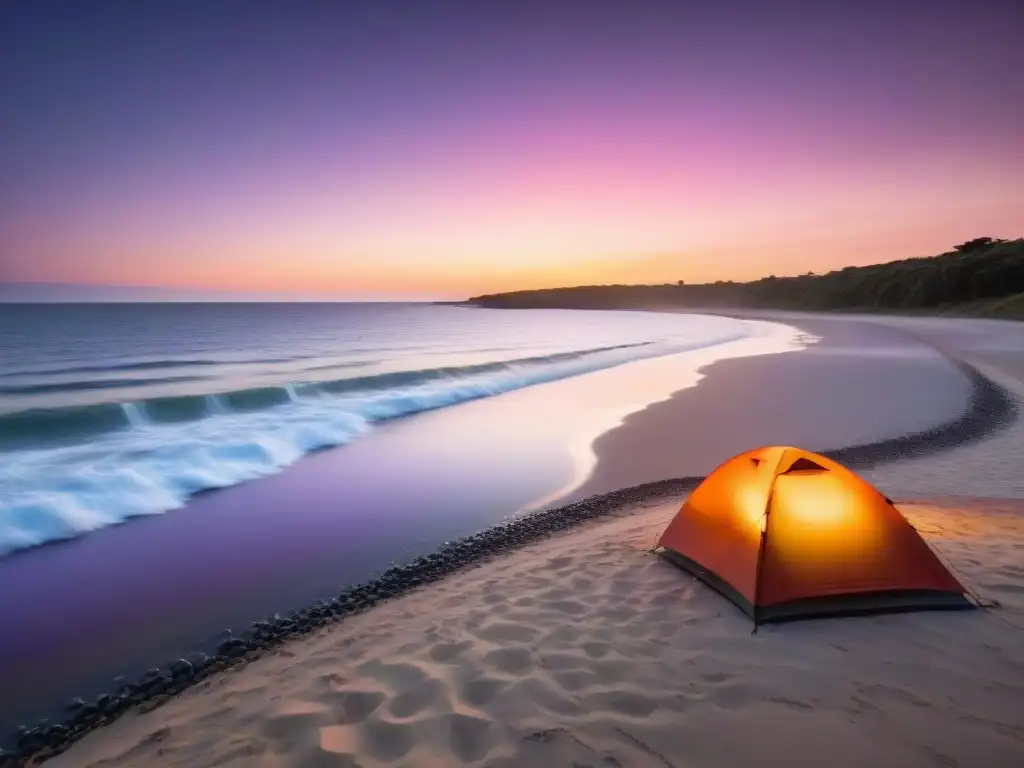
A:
[[3, 317, 1019, 765]]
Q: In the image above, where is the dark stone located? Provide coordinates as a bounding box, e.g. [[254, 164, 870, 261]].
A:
[[217, 638, 247, 657], [16, 726, 44, 754], [65, 697, 87, 714], [69, 703, 99, 728], [115, 683, 138, 699], [139, 670, 168, 693], [189, 652, 212, 670], [170, 659, 194, 679]]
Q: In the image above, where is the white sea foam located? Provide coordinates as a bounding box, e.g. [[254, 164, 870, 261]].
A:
[[0, 318, 807, 556]]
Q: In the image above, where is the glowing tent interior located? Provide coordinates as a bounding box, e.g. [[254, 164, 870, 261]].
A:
[[656, 446, 974, 624]]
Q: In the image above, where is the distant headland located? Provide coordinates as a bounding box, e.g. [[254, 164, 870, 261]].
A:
[[462, 238, 1024, 320]]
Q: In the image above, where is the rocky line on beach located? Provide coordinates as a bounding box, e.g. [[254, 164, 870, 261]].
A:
[[1, 350, 1018, 767]]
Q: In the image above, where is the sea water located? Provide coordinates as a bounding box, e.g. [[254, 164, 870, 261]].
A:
[[0, 303, 800, 557]]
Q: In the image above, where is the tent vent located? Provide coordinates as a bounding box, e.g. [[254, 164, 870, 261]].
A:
[[784, 457, 827, 473], [750, 458, 761, 466]]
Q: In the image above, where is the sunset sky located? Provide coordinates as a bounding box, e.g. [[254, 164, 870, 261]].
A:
[[1, 0, 1021, 300]]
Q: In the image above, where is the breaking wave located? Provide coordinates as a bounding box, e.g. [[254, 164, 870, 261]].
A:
[[0, 333, 755, 556]]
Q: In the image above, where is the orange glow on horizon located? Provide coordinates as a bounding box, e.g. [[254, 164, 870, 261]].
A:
[[32, 218, 1022, 299], [7, 134, 1021, 298]]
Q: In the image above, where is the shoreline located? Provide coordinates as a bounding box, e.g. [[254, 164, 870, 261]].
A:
[[0, 311, 783, 561], [4, 314, 1020, 764], [0, 315, 803, 741], [565, 312, 1019, 502]]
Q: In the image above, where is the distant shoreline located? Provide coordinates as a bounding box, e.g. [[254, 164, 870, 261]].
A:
[[447, 299, 1024, 322], [455, 237, 1024, 321]]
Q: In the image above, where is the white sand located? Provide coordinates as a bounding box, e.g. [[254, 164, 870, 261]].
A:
[[50, 497, 1024, 768]]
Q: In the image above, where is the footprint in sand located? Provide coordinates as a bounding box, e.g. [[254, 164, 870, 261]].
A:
[[475, 621, 540, 644], [540, 651, 588, 670], [581, 640, 610, 659], [387, 678, 448, 718], [323, 690, 387, 725], [358, 719, 416, 762], [428, 640, 473, 663], [711, 681, 756, 710], [543, 555, 575, 571], [545, 625, 582, 643], [541, 599, 589, 616], [261, 710, 329, 750], [506, 678, 583, 717], [596, 691, 661, 717], [591, 659, 634, 685], [355, 659, 429, 691], [458, 675, 508, 707], [482, 591, 507, 605], [484, 647, 535, 675], [540, 586, 573, 601], [549, 669, 595, 692], [445, 713, 496, 762], [595, 605, 639, 623]]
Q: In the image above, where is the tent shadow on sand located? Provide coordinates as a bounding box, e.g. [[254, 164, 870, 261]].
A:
[[654, 446, 989, 628]]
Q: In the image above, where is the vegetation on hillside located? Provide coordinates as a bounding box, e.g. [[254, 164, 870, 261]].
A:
[[466, 238, 1024, 319]]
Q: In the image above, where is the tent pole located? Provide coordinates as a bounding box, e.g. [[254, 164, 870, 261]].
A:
[[753, 450, 790, 630], [752, 464, 781, 633], [751, 526, 768, 634]]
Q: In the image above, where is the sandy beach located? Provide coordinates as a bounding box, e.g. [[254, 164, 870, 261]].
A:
[[9, 310, 1024, 767], [45, 496, 1024, 768]]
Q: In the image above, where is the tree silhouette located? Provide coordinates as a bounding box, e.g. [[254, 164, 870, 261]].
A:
[[467, 238, 1024, 318]]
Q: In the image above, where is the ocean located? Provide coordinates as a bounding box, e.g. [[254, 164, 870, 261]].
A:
[[0, 303, 800, 558]]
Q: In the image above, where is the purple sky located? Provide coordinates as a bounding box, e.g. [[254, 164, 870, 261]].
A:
[[1, 0, 1021, 299]]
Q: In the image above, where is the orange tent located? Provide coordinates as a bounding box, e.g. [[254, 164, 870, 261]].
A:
[[656, 446, 973, 623]]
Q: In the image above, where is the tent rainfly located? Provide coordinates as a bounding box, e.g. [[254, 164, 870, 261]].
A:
[[656, 446, 974, 624]]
